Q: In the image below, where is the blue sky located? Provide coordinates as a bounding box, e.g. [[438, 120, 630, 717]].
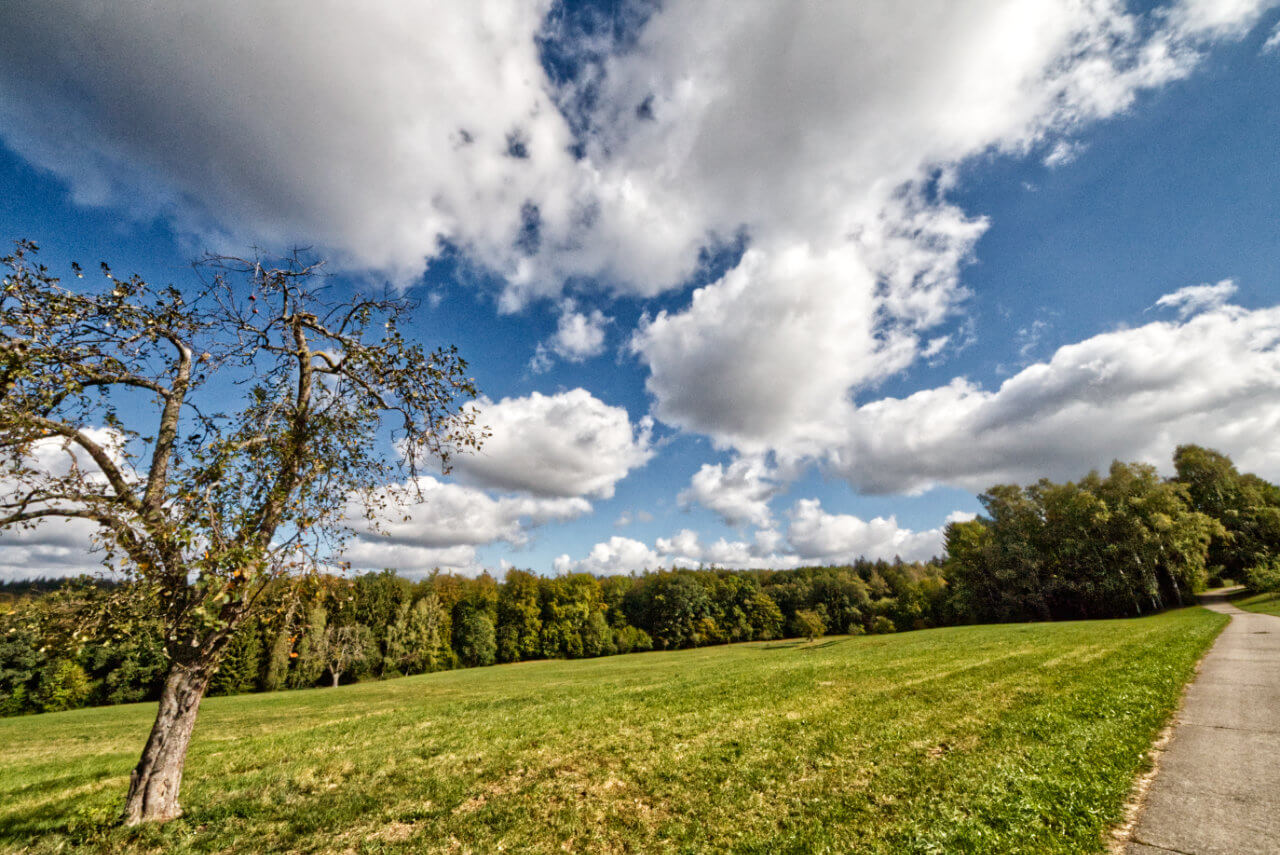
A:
[[1, 0, 1279, 578]]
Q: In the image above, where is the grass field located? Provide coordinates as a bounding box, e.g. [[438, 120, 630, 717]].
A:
[[0, 608, 1226, 855], [1232, 590, 1280, 617]]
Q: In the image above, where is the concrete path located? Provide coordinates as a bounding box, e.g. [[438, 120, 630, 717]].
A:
[[1126, 589, 1280, 855]]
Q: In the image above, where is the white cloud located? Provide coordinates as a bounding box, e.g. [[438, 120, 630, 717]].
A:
[[554, 536, 661, 576], [529, 300, 610, 372], [1153, 279, 1237, 317], [0, 1, 607, 292], [452, 389, 653, 499], [555, 497, 953, 574], [350, 477, 589, 550], [0, 429, 135, 580], [1044, 140, 1086, 167], [0, 0, 1269, 311], [786, 500, 947, 564], [617, 0, 1271, 456], [550, 301, 609, 361], [1265, 22, 1280, 51], [0, 517, 105, 581], [339, 542, 485, 579], [340, 476, 590, 576], [678, 456, 780, 528], [632, 243, 929, 455], [1165, 0, 1279, 40], [826, 297, 1280, 494]]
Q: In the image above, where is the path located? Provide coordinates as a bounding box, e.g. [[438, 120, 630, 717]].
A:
[[1126, 589, 1280, 854]]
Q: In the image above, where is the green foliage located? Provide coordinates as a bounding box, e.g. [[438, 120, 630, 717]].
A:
[[1174, 444, 1280, 583], [14, 444, 1273, 718], [453, 611, 496, 668], [793, 609, 825, 641], [1243, 559, 1280, 593], [947, 460, 1222, 622], [208, 620, 263, 697], [869, 615, 896, 635], [35, 659, 91, 712]]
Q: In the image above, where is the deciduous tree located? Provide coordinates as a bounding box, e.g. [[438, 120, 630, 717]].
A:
[[0, 241, 483, 823]]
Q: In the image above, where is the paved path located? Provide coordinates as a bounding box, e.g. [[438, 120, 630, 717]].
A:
[[1127, 590, 1280, 855]]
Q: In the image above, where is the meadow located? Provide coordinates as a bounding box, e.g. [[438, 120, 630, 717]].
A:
[[0, 607, 1225, 854], [1233, 590, 1280, 617]]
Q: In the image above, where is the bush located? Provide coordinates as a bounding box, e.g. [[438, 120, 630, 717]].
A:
[[869, 616, 896, 635], [1243, 560, 1280, 593], [36, 659, 91, 712], [793, 609, 826, 641]]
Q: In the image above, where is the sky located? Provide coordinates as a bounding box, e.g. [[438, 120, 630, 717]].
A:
[[1, 0, 1279, 580]]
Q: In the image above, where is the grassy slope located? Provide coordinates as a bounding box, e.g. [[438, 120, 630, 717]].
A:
[[0, 608, 1225, 855], [1232, 590, 1280, 617]]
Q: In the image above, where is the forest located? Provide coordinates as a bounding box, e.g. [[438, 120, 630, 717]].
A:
[[3, 444, 1279, 717]]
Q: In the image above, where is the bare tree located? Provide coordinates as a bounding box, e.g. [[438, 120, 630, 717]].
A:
[[0, 241, 484, 824], [321, 623, 367, 688]]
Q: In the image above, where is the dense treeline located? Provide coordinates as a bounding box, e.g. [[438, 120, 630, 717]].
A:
[[944, 446, 1280, 623], [4, 444, 1280, 717], [0, 560, 946, 715]]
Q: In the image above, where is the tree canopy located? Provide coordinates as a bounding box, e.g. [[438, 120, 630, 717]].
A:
[[0, 241, 483, 823]]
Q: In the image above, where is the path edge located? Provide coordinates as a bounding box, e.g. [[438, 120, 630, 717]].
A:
[[1104, 605, 1230, 854]]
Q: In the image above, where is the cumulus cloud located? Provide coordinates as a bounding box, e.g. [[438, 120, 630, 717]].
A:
[[340, 476, 591, 576], [1, 1, 1269, 307], [553, 536, 661, 576], [1153, 279, 1237, 317], [826, 297, 1280, 494], [632, 243, 927, 454], [616, 0, 1272, 454], [349, 477, 590, 550], [0, 1, 610, 292], [786, 500, 946, 564], [529, 300, 610, 372], [678, 456, 780, 528], [555, 499, 952, 574], [452, 389, 653, 498], [338, 541, 485, 579]]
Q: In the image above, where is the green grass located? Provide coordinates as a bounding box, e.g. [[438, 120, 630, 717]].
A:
[[1232, 590, 1280, 617], [0, 608, 1226, 855]]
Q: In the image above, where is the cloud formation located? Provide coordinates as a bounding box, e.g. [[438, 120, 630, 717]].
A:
[[1153, 279, 1237, 317], [452, 389, 653, 499], [341, 476, 591, 576], [529, 300, 610, 372], [678, 456, 780, 528], [554, 498, 949, 575], [826, 297, 1280, 494]]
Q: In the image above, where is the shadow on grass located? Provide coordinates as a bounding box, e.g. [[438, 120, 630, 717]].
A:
[[754, 638, 851, 651]]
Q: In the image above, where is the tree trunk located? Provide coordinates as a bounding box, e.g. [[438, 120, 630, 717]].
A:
[[330, 668, 340, 688], [122, 660, 211, 825]]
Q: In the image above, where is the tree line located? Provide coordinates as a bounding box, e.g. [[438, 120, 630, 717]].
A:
[[4, 444, 1280, 718], [945, 446, 1280, 623], [0, 559, 947, 715]]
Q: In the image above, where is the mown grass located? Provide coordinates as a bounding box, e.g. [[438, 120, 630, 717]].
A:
[[0, 608, 1225, 854], [1232, 590, 1280, 617]]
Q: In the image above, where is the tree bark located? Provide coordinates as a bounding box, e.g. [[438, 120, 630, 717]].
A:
[[121, 659, 211, 825], [330, 668, 340, 688]]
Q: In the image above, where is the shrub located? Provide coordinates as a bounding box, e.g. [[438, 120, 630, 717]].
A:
[[36, 659, 91, 712], [794, 609, 826, 641], [1243, 560, 1280, 593], [869, 616, 896, 635]]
